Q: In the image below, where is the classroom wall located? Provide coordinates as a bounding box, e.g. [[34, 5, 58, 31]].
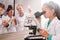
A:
[[15, 0, 42, 13]]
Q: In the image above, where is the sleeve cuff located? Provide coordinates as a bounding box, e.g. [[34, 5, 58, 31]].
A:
[[47, 34, 52, 40]]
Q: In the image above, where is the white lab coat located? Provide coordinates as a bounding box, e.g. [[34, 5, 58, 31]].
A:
[[43, 17, 60, 40], [16, 13, 27, 32], [2, 15, 17, 33]]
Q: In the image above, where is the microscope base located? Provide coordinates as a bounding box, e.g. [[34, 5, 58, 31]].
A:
[[24, 35, 46, 40]]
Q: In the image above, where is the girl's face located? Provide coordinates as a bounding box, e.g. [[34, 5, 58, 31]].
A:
[[17, 5, 24, 17], [0, 7, 5, 15], [42, 5, 55, 18], [17, 5, 23, 13], [8, 10, 14, 17]]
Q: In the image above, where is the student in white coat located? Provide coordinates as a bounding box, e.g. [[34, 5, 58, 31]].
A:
[[16, 4, 27, 32], [0, 3, 7, 34], [2, 5, 17, 33], [38, 1, 60, 40]]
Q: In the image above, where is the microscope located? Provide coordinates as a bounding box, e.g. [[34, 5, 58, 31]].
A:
[[24, 19, 37, 35], [24, 11, 46, 40]]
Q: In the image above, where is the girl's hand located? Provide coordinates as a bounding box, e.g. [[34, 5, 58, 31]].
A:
[[2, 20, 9, 27], [39, 29, 49, 38], [13, 18, 17, 25]]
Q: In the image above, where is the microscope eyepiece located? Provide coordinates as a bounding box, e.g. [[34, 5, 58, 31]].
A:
[[34, 11, 45, 18]]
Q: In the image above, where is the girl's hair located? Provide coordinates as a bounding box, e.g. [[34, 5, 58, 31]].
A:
[[0, 3, 5, 9], [6, 5, 13, 12], [43, 1, 60, 20]]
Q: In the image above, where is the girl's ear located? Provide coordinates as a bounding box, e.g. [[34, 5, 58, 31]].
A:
[[51, 9, 56, 16], [52, 9, 55, 14]]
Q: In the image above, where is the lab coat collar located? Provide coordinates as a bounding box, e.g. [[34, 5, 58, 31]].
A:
[[50, 17, 58, 24], [7, 15, 13, 19], [48, 17, 58, 28]]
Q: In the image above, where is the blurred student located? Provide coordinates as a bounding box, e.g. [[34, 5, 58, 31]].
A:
[[16, 4, 27, 32], [0, 3, 7, 34], [2, 5, 17, 33], [38, 1, 60, 40]]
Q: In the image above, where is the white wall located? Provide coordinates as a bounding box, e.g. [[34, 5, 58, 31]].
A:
[[15, 0, 42, 13]]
